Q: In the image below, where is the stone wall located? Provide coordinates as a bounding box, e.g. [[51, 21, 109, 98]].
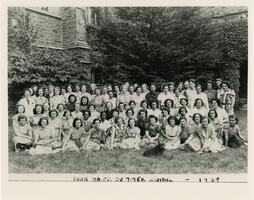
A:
[[27, 8, 63, 49]]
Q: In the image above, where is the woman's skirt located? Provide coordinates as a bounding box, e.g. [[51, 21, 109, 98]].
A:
[[187, 135, 202, 151], [120, 137, 140, 150], [164, 139, 181, 150], [139, 137, 159, 149]]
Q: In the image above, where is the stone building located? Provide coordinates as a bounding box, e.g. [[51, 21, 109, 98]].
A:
[[12, 7, 247, 99], [21, 7, 110, 82]]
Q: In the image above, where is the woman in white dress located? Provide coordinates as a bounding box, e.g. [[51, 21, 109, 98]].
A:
[[29, 117, 60, 155], [161, 116, 181, 150], [13, 114, 33, 152], [199, 117, 225, 153], [120, 118, 141, 150]]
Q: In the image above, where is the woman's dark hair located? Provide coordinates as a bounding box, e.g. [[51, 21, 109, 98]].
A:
[[33, 104, 44, 115], [127, 118, 136, 127], [192, 113, 203, 122], [180, 98, 188, 105], [161, 107, 170, 115], [194, 98, 204, 107], [179, 116, 187, 122], [148, 115, 158, 122], [114, 116, 123, 124], [150, 100, 158, 108], [73, 118, 83, 127], [167, 116, 177, 125], [68, 94, 77, 103], [16, 104, 25, 113], [83, 110, 91, 117], [63, 110, 71, 117], [178, 107, 188, 114], [56, 103, 65, 110], [201, 116, 210, 123], [229, 115, 239, 124], [17, 114, 27, 122], [222, 81, 230, 88], [135, 86, 142, 92], [164, 98, 174, 108], [118, 102, 125, 109], [93, 118, 101, 124], [100, 111, 107, 117], [161, 84, 169, 90], [112, 108, 119, 115], [88, 104, 95, 109], [211, 98, 221, 107], [125, 108, 134, 115], [37, 87, 44, 96], [149, 83, 157, 90], [207, 80, 214, 87], [138, 109, 147, 117], [208, 109, 218, 118], [140, 100, 147, 107], [49, 109, 58, 117], [38, 117, 49, 126], [189, 79, 196, 84], [129, 100, 136, 106], [80, 96, 89, 106]]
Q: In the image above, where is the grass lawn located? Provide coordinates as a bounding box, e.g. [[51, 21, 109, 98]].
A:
[[8, 110, 248, 174]]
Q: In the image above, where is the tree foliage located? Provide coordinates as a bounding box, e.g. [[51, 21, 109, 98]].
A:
[[87, 7, 247, 92]]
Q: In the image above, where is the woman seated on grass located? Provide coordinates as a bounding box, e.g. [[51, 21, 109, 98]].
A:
[[82, 118, 105, 151], [179, 117, 193, 144], [160, 116, 181, 150], [224, 115, 247, 148], [136, 109, 148, 139], [62, 118, 88, 152], [29, 117, 60, 155], [120, 118, 141, 150], [48, 109, 63, 150], [106, 116, 126, 149], [13, 114, 33, 152], [199, 117, 225, 153], [139, 115, 161, 148], [61, 110, 73, 143], [208, 109, 223, 144], [180, 113, 203, 151]]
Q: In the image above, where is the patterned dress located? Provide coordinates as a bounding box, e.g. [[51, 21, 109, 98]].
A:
[[29, 127, 57, 155], [13, 123, 33, 146], [199, 124, 225, 153], [61, 117, 73, 143], [120, 127, 141, 149], [62, 127, 88, 152], [139, 124, 161, 148], [161, 125, 181, 150], [82, 127, 104, 151], [226, 125, 246, 148], [48, 117, 63, 149], [185, 123, 202, 151], [106, 124, 127, 148]]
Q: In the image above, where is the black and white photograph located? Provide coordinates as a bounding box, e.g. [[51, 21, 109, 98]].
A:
[[6, 6, 248, 176]]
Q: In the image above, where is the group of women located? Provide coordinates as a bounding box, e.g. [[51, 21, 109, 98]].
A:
[[12, 78, 247, 155]]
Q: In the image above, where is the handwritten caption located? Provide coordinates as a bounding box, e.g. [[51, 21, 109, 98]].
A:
[[73, 176, 220, 183]]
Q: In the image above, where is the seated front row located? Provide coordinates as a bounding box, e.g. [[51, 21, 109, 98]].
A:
[[13, 113, 247, 155]]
